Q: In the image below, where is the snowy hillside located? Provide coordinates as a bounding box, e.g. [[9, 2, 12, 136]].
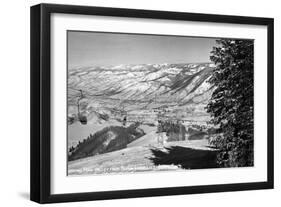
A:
[[68, 63, 214, 103]]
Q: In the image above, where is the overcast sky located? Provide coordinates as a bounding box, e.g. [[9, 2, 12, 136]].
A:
[[68, 31, 217, 69]]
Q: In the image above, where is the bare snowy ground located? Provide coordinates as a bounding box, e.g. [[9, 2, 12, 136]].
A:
[[68, 139, 217, 176]]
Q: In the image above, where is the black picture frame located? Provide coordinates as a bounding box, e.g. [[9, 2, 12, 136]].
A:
[[30, 3, 274, 204]]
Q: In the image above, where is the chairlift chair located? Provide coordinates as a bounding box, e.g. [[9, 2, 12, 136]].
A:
[[78, 113, 87, 125], [77, 89, 88, 125]]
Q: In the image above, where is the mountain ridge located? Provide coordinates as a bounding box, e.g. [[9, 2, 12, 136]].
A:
[[68, 62, 215, 111]]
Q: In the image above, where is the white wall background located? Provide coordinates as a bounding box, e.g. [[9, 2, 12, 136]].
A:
[[0, 0, 279, 206]]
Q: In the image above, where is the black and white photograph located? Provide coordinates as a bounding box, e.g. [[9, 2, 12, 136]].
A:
[[28, 2, 274, 204], [67, 31, 254, 176]]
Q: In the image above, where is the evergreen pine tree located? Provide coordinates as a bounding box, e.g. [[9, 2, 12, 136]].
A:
[[207, 39, 254, 167]]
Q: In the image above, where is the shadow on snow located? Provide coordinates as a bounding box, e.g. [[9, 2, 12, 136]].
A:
[[149, 146, 218, 169]]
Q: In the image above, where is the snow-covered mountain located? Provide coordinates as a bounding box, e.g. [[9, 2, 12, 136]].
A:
[[68, 62, 215, 125]]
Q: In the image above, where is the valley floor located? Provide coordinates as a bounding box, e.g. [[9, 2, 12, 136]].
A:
[[68, 139, 218, 176]]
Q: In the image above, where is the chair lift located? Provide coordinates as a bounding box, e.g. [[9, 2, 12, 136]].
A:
[[121, 105, 127, 126], [77, 89, 87, 125]]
